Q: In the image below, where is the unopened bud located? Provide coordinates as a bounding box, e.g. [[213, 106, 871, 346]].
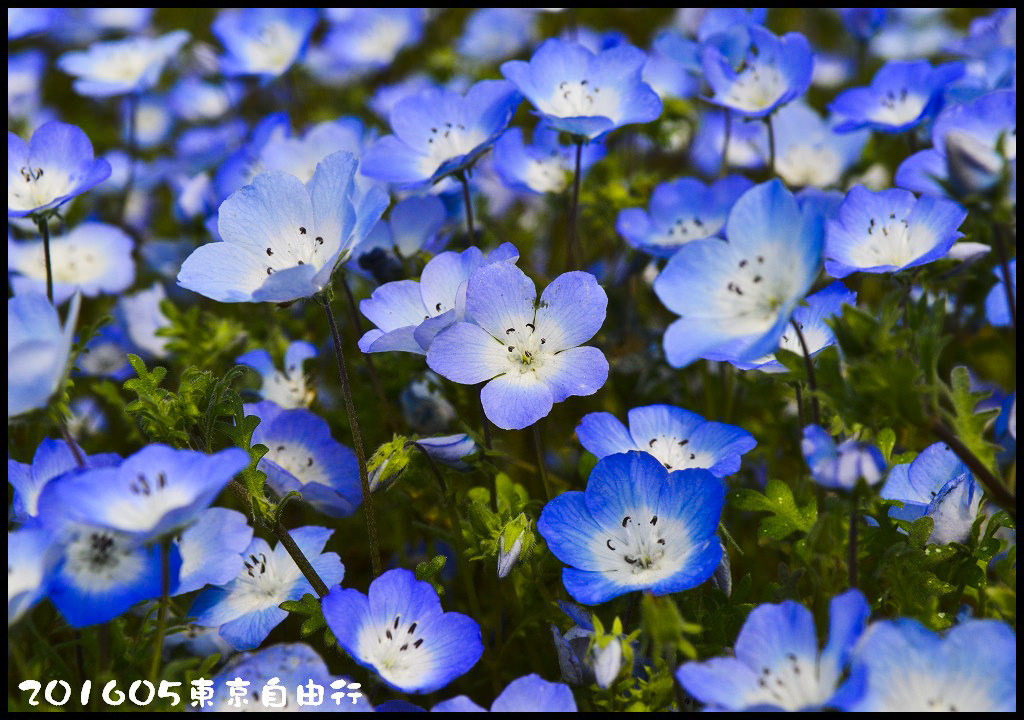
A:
[[367, 435, 412, 493]]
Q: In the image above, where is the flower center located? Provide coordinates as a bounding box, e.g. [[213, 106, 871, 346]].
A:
[[502, 323, 548, 373], [718, 253, 788, 334], [265, 225, 324, 276], [65, 526, 146, 592], [849, 212, 935, 268], [659, 214, 712, 246], [747, 652, 826, 710], [776, 144, 842, 187], [606, 514, 667, 574], [264, 443, 327, 487], [645, 436, 704, 471], [870, 86, 926, 126], [371, 614, 428, 676], [424, 120, 487, 168], [725, 62, 786, 113], [9, 164, 74, 211]]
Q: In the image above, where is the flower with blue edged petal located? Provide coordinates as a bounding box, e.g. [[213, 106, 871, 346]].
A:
[[178, 150, 388, 304], [801, 425, 886, 491], [8, 527, 59, 626], [458, 9, 537, 65], [57, 30, 189, 97], [214, 8, 318, 79], [832, 618, 1016, 711], [312, 8, 425, 78], [824, 185, 967, 278], [8, 121, 111, 218], [433, 674, 577, 712], [493, 126, 606, 196], [174, 507, 254, 595], [353, 194, 448, 283], [771, 102, 868, 189], [416, 434, 478, 470], [247, 400, 361, 517], [577, 404, 756, 478], [986, 259, 1015, 328], [192, 526, 344, 651], [361, 80, 520, 188], [120, 282, 172, 359], [617, 175, 752, 258], [653, 179, 823, 369], [427, 262, 609, 431], [840, 9, 888, 40], [830, 60, 964, 134], [677, 589, 870, 710], [538, 451, 725, 605], [8, 222, 134, 304], [8, 438, 120, 523], [8, 291, 80, 418], [359, 243, 519, 355], [880, 442, 980, 545], [501, 37, 662, 141], [238, 340, 317, 409], [322, 567, 484, 694], [701, 26, 813, 118], [691, 108, 770, 177]]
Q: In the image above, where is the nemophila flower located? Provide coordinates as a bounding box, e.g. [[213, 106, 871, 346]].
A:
[[247, 400, 361, 517], [457, 8, 537, 64], [770, 103, 868, 189], [192, 526, 344, 651], [801, 426, 885, 491], [691, 108, 770, 177], [174, 507, 253, 595], [314, 8, 425, 75], [56, 30, 189, 97], [8, 50, 46, 121], [840, 9, 888, 40], [214, 8, 318, 78], [178, 150, 388, 304], [260, 118, 372, 187], [77, 322, 131, 379], [551, 602, 597, 685], [653, 180, 823, 369], [359, 242, 519, 355], [120, 282, 172, 358], [493, 126, 606, 196], [8, 527, 58, 625], [8, 121, 111, 218], [168, 77, 236, 123], [427, 262, 609, 431], [538, 451, 725, 605], [830, 61, 964, 134], [8, 222, 134, 304], [616, 176, 752, 257], [986, 259, 1015, 327], [401, 373, 457, 434], [896, 90, 1016, 199], [501, 38, 662, 140], [832, 618, 1016, 711], [824, 186, 967, 278], [8, 438, 120, 522], [577, 405, 756, 478], [238, 341, 317, 409], [881, 442, 980, 545], [322, 568, 484, 694], [361, 80, 520, 187], [354, 195, 448, 282], [8, 8, 59, 39], [733, 281, 856, 372], [433, 674, 577, 712], [701, 26, 813, 118], [677, 589, 870, 711], [8, 291, 80, 418], [202, 642, 373, 712], [416, 434, 478, 470], [946, 8, 1015, 60]]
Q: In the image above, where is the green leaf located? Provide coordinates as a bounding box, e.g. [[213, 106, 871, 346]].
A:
[[730, 479, 817, 541]]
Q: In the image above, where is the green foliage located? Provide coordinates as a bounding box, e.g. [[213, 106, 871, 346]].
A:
[[415, 554, 448, 596], [730, 478, 818, 541], [941, 366, 1001, 474], [279, 593, 338, 648]]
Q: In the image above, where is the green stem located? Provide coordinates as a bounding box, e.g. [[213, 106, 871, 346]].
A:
[[147, 538, 172, 683], [766, 112, 776, 175], [456, 170, 476, 242], [533, 422, 554, 501], [322, 296, 383, 577], [36, 215, 53, 303], [929, 419, 1016, 521], [791, 319, 821, 426], [720, 108, 732, 178], [274, 519, 330, 596]]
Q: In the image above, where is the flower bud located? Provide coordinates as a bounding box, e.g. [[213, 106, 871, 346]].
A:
[[496, 513, 534, 578], [944, 129, 1005, 195], [367, 435, 412, 493], [592, 637, 623, 689]]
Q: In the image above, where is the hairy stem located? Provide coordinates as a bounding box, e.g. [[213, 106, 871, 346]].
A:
[[766, 112, 776, 175], [340, 273, 399, 433], [456, 170, 475, 242], [791, 319, 821, 426], [533, 423, 554, 501], [147, 538, 172, 684], [36, 215, 54, 303]]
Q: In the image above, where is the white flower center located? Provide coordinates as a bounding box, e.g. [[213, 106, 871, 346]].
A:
[[264, 443, 328, 487], [847, 212, 936, 269], [262, 368, 312, 409], [232, 549, 301, 609], [264, 225, 328, 277], [420, 120, 488, 175], [17, 235, 109, 284], [241, 21, 303, 75], [361, 613, 432, 687], [715, 251, 793, 336], [502, 322, 550, 374], [9, 164, 75, 211], [643, 436, 710, 471], [743, 652, 830, 710], [525, 154, 569, 193], [544, 78, 621, 120], [594, 511, 693, 584], [64, 526, 147, 594], [776, 144, 843, 187], [869, 87, 927, 127], [655, 214, 717, 247], [724, 63, 786, 113]]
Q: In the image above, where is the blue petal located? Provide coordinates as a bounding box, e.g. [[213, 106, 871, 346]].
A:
[[576, 412, 637, 458]]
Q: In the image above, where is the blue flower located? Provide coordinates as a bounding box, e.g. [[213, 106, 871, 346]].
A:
[[8, 50, 47, 121], [770, 102, 868, 189], [8, 222, 134, 304], [178, 150, 388, 304], [830, 61, 963, 134], [457, 9, 537, 64], [617, 176, 752, 257], [322, 567, 484, 694], [8, 8, 59, 39], [832, 618, 1016, 711], [259, 118, 373, 187], [7, 527, 59, 625], [8, 291, 79, 418], [690, 108, 770, 177], [214, 8, 318, 78], [353, 194, 448, 280], [36, 444, 249, 543], [840, 9, 888, 40], [676, 589, 870, 710], [824, 186, 967, 278], [8, 121, 111, 217], [501, 38, 662, 140], [653, 179, 823, 368], [247, 401, 361, 518], [57, 30, 189, 97], [238, 341, 318, 409], [433, 674, 577, 712], [192, 526, 344, 651], [361, 80, 520, 187], [896, 90, 1015, 199], [986, 259, 1015, 327], [880, 442, 980, 545], [359, 243, 519, 355], [120, 282, 172, 358], [538, 451, 725, 605], [701, 26, 813, 118], [427, 262, 608, 431], [494, 126, 606, 196], [174, 507, 254, 595], [577, 405, 756, 478], [415, 434, 478, 470], [801, 425, 886, 491], [8, 438, 120, 522], [314, 9, 425, 76], [732, 281, 857, 372]]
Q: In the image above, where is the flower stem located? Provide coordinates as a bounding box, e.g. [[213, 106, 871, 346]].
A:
[[456, 170, 475, 243], [36, 215, 54, 303], [847, 489, 859, 589], [59, 419, 87, 468], [766, 112, 776, 175], [567, 139, 584, 270], [720, 109, 732, 179], [147, 537, 172, 684], [929, 419, 1016, 521], [533, 422, 554, 501], [476, 386, 493, 450], [791, 318, 821, 426], [322, 296, 383, 577]]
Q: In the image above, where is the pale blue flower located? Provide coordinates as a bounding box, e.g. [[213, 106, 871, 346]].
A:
[[801, 425, 886, 491], [433, 674, 577, 712], [174, 507, 254, 595], [214, 8, 318, 78], [57, 30, 189, 97], [8, 438, 120, 522], [8, 291, 80, 418], [238, 341, 317, 409]]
